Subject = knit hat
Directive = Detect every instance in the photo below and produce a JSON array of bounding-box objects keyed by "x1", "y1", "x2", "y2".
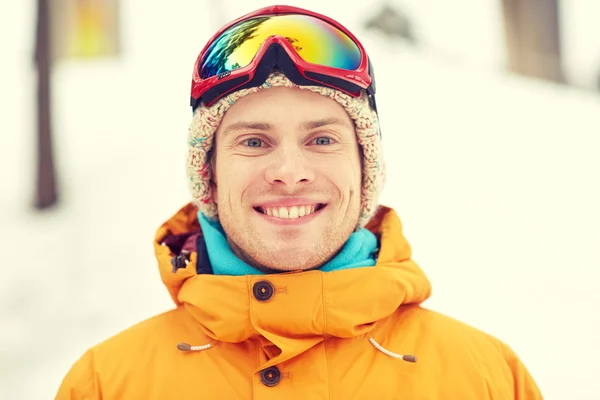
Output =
[{"x1": 187, "y1": 72, "x2": 385, "y2": 229}]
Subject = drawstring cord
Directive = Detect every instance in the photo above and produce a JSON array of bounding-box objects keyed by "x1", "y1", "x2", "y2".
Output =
[
  {"x1": 369, "y1": 338, "x2": 417, "y2": 363},
  {"x1": 177, "y1": 343, "x2": 213, "y2": 352},
  {"x1": 177, "y1": 338, "x2": 416, "y2": 363}
]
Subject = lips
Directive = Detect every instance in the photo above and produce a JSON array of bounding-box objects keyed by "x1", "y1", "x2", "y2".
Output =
[{"x1": 254, "y1": 204, "x2": 326, "y2": 219}]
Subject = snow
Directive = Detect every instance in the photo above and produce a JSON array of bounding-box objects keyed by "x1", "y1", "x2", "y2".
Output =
[{"x1": 1, "y1": 1, "x2": 599, "y2": 399}]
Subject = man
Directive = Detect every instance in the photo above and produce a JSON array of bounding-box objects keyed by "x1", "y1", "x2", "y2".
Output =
[{"x1": 57, "y1": 5, "x2": 542, "y2": 399}]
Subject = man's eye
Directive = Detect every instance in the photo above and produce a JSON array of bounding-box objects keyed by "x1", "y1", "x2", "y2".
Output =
[
  {"x1": 313, "y1": 137, "x2": 332, "y2": 145},
  {"x1": 244, "y1": 138, "x2": 264, "y2": 147}
]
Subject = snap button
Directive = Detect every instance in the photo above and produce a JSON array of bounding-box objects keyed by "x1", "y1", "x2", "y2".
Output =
[
  {"x1": 260, "y1": 366, "x2": 281, "y2": 387},
  {"x1": 170, "y1": 250, "x2": 190, "y2": 273},
  {"x1": 253, "y1": 281, "x2": 274, "y2": 302}
]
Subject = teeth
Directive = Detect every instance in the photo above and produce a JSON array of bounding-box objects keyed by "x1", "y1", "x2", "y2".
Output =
[{"x1": 260, "y1": 204, "x2": 321, "y2": 219}]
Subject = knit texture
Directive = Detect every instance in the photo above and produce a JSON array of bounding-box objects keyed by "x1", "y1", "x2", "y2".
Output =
[{"x1": 187, "y1": 72, "x2": 385, "y2": 229}]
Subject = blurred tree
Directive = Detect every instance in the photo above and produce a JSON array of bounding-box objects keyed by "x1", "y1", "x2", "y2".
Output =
[
  {"x1": 364, "y1": 2, "x2": 417, "y2": 45},
  {"x1": 501, "y1": 0, "x2": 565, "y2": 83},
  {"x1": 34, "y1": 0, "x2": 57, "y2": 209}
]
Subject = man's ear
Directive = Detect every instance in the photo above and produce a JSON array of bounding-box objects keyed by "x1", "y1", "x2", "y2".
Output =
[
  {"x1": 211, "y1": 180, "x2": 218, "y2": 203},
  {"x1": 209, "y1": 149, "x2": 218, "y2": 202}
]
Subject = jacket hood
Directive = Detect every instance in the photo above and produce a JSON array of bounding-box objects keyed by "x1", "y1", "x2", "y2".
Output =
[{"x1": 154, "y1": 203, "x2": 432, "y2": 368}]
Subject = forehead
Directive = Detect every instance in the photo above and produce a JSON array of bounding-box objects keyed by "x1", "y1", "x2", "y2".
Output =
[{"x1": 217, "y1": 86, "x2": 354, "y2": 132}]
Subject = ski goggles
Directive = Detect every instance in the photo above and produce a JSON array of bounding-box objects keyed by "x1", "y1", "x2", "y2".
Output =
[{"x1": 190, "y1": 5, "x2": 376, "y2": 110}]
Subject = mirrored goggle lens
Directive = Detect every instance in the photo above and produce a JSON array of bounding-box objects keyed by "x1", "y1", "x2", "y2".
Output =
[{"x1": 199, "y1": 14, "x2": 362, "y2": 79}]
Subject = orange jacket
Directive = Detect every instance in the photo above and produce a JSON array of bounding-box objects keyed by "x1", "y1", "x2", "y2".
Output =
[{"x1": 56, "y1": 204, "x2": 542, "y2": 399}]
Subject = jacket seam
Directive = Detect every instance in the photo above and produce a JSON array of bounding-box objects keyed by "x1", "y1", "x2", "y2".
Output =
[{"x1": 321, "y1": 273, "x2": 332, "y2": 400}]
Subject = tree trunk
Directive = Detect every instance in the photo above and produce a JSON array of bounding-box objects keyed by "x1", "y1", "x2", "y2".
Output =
[
  {"x1": 34, "y1": 0, "x2": 57, "y2": 209},
  {"x1": 501, "y1": 0, "x2": 564, "y2": 83}
]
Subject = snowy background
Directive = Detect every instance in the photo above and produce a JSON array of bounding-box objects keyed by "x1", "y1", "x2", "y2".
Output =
[{"x1": 1, "y1": 0, "x2": 599, "y2": 399}]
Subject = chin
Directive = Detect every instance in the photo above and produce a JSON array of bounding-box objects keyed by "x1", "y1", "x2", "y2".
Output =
[{"x1": 254, "y1": 250, "x2": 322, "y2": 272}]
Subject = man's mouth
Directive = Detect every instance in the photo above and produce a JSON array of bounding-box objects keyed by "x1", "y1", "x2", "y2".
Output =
[{"x1": 254, "y1": 204, "x2": 326, "y2": 219}]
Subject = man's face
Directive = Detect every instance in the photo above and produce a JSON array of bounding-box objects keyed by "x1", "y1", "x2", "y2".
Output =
[{"x1": 212, "y1": 86, "x2": 362, "y2": 272}]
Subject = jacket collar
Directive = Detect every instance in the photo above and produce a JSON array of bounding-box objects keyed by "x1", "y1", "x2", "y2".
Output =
[{"x1": 154, "y1": 204, "x2": 432, "y2": 366}]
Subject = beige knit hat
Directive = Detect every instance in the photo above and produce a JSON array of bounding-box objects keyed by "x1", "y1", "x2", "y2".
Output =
[{"x1": 187, "y1": 72, "x2": 385, "y2": 229}]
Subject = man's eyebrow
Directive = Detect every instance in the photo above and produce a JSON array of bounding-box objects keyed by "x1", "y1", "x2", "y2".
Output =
[
  {"x1": 221, "y1": 117, "x2": 351, "y2": 136},
  {"x1": 300, "y1": 117, "x2": 352, "y2": 131},
  {"x1": 221, "y1": 121, "x2": 274, "y2": 136}
]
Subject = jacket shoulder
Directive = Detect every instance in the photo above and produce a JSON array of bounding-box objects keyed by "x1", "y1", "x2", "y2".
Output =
[
  {"x1": 56, "y1": 307, "x2": 199, "y2": 399},
  {"x1": 381, "y1": 305, "x2": 543, "y2": 399},
  {"x1": 389, "y1": 305, "x2": 512, "y2": 350},
  {"x1": 90, "y1": 306, "x2": 194, "y2": 360}
]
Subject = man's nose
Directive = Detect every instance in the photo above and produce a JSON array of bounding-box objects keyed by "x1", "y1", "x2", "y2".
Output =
[{"x1": 264, "y1": 147, "x2": 316, "y2": 186}]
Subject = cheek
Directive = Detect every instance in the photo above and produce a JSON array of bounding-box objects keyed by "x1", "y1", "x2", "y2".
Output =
[
  {"x1": 321, "y1": 154, "x2": 362, "y2": 191},
  {"x1": 215, "y1": 158, "x2": 259, "y2": 202}
]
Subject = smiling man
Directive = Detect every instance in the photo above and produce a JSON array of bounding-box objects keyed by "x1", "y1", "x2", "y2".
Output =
[{"x1": 57, "y1": 5, "x2": 542, "y2": 399}]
